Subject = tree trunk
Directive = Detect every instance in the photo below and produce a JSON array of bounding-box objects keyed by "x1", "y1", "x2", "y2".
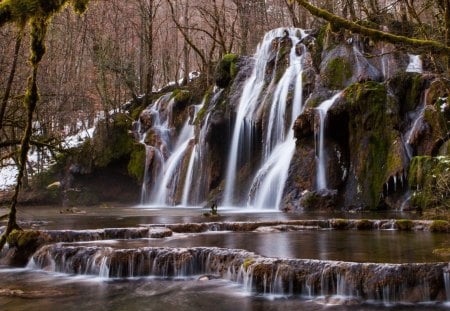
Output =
[
  {"x1": 0, "y1": 27, "x2": 23, "y2": 130},
  {"x1": 182, "y1": 0, "x2": 189, "y2": 85}
]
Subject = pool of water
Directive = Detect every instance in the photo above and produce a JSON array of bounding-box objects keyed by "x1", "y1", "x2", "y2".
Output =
[
  {"x1": 3, "y1": 205, "x2": 424, "y2": 230},
  {"x1": 68, "y1": 230, "x2": 446, "y2": 263}
]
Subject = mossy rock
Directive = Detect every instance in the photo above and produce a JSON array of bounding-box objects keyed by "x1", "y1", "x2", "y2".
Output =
[
  {"x1": 5, "y1": 229, "x2": 48, "y2": 266},
  {"x1": 356, "y1": 219, "x2": 373, "y2": 230},
  {"x1": 409, "y1": 156, "x2": 450, "y2": 210},
  {"x1": 127, "y1": 143, "x2": 146, "y2": 183},
  {"x1": 387, "y1": 72, "x2": 425, "y2": 114},
  {"x1": 330, "y1": 218, "x2": 349, "y2": 230},
  {"x1": 430, "y1": 220, "x2": 449, "y2": 232},
  {"x1": 395, "y1": 219, "x2": 413, "y2": 230},
  {"x1": 7, "y1": 229, "x2": 40, "y2": 248},
  {"x1": 215, "y1": 53, "x2": 239, "y2": 88},
  {"x1": 344, "y1": 81, "x2": 396, "y2": 209},
  {"x1": 92, "y1": 113, "x2": 133, "y2": 168},
  {"x1": 321, "y1": 56, "x2": 352, "y2": 90},
  {"x1": 172, "y1": 89, "x2": 192, "y2": 107}
]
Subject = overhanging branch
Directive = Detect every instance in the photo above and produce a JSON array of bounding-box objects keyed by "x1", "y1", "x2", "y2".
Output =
[{"x1": 292, "y1": 0, "x2": 450, "y2": 54}]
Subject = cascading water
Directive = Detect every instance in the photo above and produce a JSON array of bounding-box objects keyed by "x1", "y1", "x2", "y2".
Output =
[
  {"x1": 315, "y1": 93, "x2": 342, "y2": 190},
  {"x1": 139, "y1": 94, "x2": 204, "y2": 206},
  {"x1": 179, "y1": 100, "x2": 210, "y2": 206},
  {"x1": 221, "y1": 28, "x2": 307, "y2": 209},
  {"x1": 406, "y1": 54, "x2": 423, "y2": 73},
  {"x1": 222, "y1": 28, "x2": 306, "y2": 207}
]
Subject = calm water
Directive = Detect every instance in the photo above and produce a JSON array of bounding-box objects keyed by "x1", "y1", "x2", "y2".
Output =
[
  {"x1": 3, "y1": 205, "x2": 423, "y2": 230},
  {"x1": 69, "y1": 230, "x2": 446, "y2": 263}
]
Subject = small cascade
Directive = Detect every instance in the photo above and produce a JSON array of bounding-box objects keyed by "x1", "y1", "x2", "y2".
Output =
[
  {"x1": 223, "y1": 28, "x2": 306, "y2": 207},
  {"x1": 247, "y1": 34, "x2": 305, "y2": 209},
  {"x1": 181, "y1": 144, "x2": 196, "y2": 205},
  {"x1": 138, "y1": 94, "x2": 205, "y2": 206},
  {"x1": 404, "y1": 103, "x2": 426, "y2": 160},
  {"x1": 180, "y1": 90, "x2": 222, "y2": 206},
  {"x1": 180, "y1": 101, "x2": 208, "y2": 206},
  {"x1": 444, "y1": 269, "x2": 450, "y2": 303},
  {"x1": 406, "y1": 54, "x2": 423, "y2": 73},
  {"x1": 27, "y1": 244, "x2": 448, "y2": 304},
  {"x1": 315, "y1": 93, "x2": 342, "y2": 190}
]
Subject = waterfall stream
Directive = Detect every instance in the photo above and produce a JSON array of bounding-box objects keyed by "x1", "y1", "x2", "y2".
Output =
[
  {"x1": 315, "y1": 93, "x2": 342, "y2": 190},
  {"x1": 406, "y1": 54, "x2": 423, "y2": 74},
  {"x1": 222, "y1": 28, "x2": 307, "y2": 209},
  {"x1": 139, "y1": 95, "x2": 204, "y2": 206}
]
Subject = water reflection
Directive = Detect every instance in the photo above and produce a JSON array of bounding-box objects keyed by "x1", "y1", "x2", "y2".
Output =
[{"x1": 68, "y1": 230, "x2": 444, "y2": 263}]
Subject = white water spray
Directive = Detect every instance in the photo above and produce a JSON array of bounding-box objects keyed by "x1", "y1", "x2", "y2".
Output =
[{"x1": 315, "y1": 92, "x2": 342, "y2": 190}]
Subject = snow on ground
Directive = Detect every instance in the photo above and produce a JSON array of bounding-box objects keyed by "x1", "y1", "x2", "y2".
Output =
[
  {"x1": 0, "y1": 108, "x2": 119, "y2": 191},
  {"x1": 0, "y1": 161, "x2": 18, "y2": 191}
]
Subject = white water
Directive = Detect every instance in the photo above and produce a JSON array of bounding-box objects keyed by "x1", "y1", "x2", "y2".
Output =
[
  {"x1": 444, "y1": 270, "x2": 450, "y2": 302},
  {"x1": 181, "y1": 145, "x2": 196, "y2": 205},
  {"x1": 179, "y1": 102, "x2": 205, "y2": 206},
  {"x1": 315, "y1": 93, "x2": 342, "y2": 190},
  {"x1": 406, "y1": 54, "x2": 423, "y2": 73},
  {"x1": 247, "y1": 30, "x2": 306, "y2": 209},
  {"x1": 222, "y1": 28, "x2": 305, "y2": 207},
  {"x1": 222, "y1": 28, "x2": 307, "y2": 208},
  {"x1": 139, "y1": 94, "x2": 206, "y2": 206}
]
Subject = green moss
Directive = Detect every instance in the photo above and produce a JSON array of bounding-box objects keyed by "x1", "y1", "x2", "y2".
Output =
[
  {"x1": 127, "y1": 143, "x2": 146, "y2": 183},
  {"x1": 243, "y1": 258, "x2": 255, "y2": 270},
  {"x1": 322, "y1": 57, "x2": 352, "y2": 90},
  {"x1": 430, "y1": 220, "x2": 449, "y2": 232},
  {"x1": 395, "y1": 219, "x2": 413, "y2": 230},
  {"x1": 172, "y1": 89, "x2": 191, "y2": 106},
  {"x1": 7, "y1": 229, "x2": 40, "y2": 248},
  {"x1": 92, "y1": 113, "x2": 133, "y2": 168},
  {"x1": 214, "y1": 53, "x2": 239, "y2": 88},
  {"x1": 344, "y1": 81, "x2": 395, "y2": 209},
  {"x1": 409, "y1": 156, "x2": 450, "y2": 210},
  {"x1": 388, "y1": 72, "x2": 424, "y2": 113}
]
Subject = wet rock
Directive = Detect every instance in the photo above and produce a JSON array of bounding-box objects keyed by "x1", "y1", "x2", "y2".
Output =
[
  {"x1": 215, "y1": 54, "x2": 239, "y2": 88},
  {"x1": 1, "y1": 230, "x2": 50, "y2": 267},
  {"x1": 299, "y1": 189, "x2": 338, "y2": 210},
  {"x1": 319, "y1": 44, "x2": 381, "y2": 90},
  {"x1": 149, "y1": 227, "x2": 173, "y2": 238}
]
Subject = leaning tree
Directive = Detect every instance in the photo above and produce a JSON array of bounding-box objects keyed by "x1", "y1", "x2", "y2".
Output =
[{"x1": 0, "y1": 0, "x2": 91, "y2": 251}]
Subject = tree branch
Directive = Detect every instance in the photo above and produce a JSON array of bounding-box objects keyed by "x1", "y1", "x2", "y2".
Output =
[{"x1": 291, "y1": 0, "x2": 450, "y2": 54}]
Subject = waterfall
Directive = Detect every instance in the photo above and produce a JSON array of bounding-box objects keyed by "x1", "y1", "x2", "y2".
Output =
[
  {"x1": 445, "y1": 270, "x2": 450, "y2": 303},
  {"x1": 222, "y1": 28, "x2": 306, "y2": 207},
  {"x1": 315, "y1": 93, "x2": 342, "y2": 190},
  {"x1": 406, "y1": 54, "x2": 423, "y2": 73},
  {"x1": 139, "y1": 94, "x2": 173, "y2": 204},
  {"x1": 139, "y1": 94, "x2": 204, "y2": 206},
  {"x1": 247, "y1": 37, "x2": 305, "y2": 209},
  {"x1": 181, "y1": 145, "x2": 196, "y2": 206},
  {"x1": 180, "y1": 102, "x2": 206, "y2": 206}
]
